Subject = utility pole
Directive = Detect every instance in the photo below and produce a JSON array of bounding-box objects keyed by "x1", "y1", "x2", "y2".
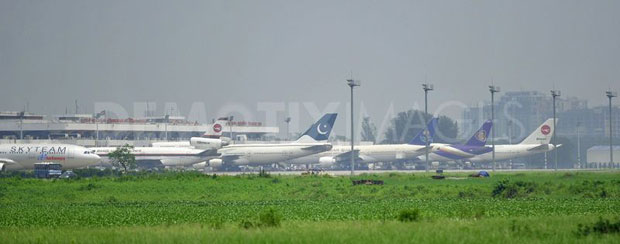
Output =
[
  {"x1": 164, "y1": 114, "x2": 169, "y2": 141},
  {"x1": 606, "y1": 91, "x2": 617, "y2": 167},
  {"x1": 229, "y1": 116, "x2": 234, "y2": 143},
  {"x1": 577, "y1": 122, "x2": 581, "y2": 169},
  {"x1": 551, "y1": 90, "x2": 560, "y2": 171},
  {"x1": 19, "y1": 111, "x2": 24, "y2": 140},
  {"x1": 489, "y1": 85, "x2": 500, "y2": 171},
  {"x1": 347, "y1": 79, "x2": 361, "y2": 176},
  {"x1": 422, "y1": 83, "x2": 434, "y2": 173},
  {"x1": 285, "y1": 117, "x2": 291, "y2": 141}
]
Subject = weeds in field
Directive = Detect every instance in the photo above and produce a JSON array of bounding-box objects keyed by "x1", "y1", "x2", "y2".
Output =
[
  {"x1": 398, "y1": 208, "x2": 420, "y2": 222},
  {"x1": 576, "y1": 217, "x2": 620, "y2": 236}
]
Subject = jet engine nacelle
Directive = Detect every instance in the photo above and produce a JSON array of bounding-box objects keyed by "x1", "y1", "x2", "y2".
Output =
[
  {"x1": 190, "y1": 138, "x2": 227, "y2": 149},
  {"x1": 192, "y1": 162, "x2": 207, "y2": 169},
  {"x1": 318, "y1": 157, "x2": 336, "y2": 167},
  {"x1": 208, "y1": 158, "x2": 223, "y2": 168}
]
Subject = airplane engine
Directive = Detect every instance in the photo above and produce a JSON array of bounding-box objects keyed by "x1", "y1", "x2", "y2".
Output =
[
  {"x1": 318, "y1": 157, "x2": 336, "y2": 167},
  {"x1": 208, "y1": 158, "x2": 223, "y2": 168},
  {"x1": 190, "y1": 138, "x2": 227, "y2": 149},
  {"x1": 192, "y1": 162, "x2": 207, "y2": 169}
]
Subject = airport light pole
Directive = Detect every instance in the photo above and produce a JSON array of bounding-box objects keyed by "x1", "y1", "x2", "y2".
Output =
[
  {"x1": 164, "y1": 114, "x2": 169, "y2": 141},
  {"x1": 551, "y1": 90, "x2": 560, "y2": 171},
  {"x1": 606, "y1": 91, "x2": 617, "y2": 166},
  {"x1": 347, "y1": 79, "x2": 361, "y2": 176},
  {"x1": 489, "y1": 85, "x2": 500, "y2": 171},
  {"x1": 18, "y1": 111, "x2": 24, "y2": 140},
  {"x1": 285, "y1": 117, "x2": 291, "y2": 141},
  {"x1": 229, "y1": 116, "x2": 234, "y2": 143},
  {"x1": 577, "y1": 122, "x2": 581, "y2": 169},
  {"x1": 422, "y1": 83, "x2": 434, "y2": 173}
]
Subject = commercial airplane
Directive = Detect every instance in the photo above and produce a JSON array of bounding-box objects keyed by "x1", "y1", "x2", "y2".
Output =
[
  {"x1": 151, "y1": 119, "x2": 229, "y2": 149},
  {"x1": 288, "y1": 118, "x2": 438, "y2": 167},
  {"x1": 422, "y1": 120, "x2": 493, "y2": 162},
  {"x1": 193, "y1": 113, "x2": 337, "y2": 169},
  {"x1": 92, "y1": 146, "x2": 216, "y2": 168},
  {"x1": 0, "y1": 144, "x2": 101, "y2": 171},
  {"x1": 468, "y1": 119, "x2": 557, "y2": 163}
]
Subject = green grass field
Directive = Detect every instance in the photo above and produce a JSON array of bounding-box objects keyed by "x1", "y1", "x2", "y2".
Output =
[{"x1": 1, "y1": 171, "x2": 619, "y2": 243}]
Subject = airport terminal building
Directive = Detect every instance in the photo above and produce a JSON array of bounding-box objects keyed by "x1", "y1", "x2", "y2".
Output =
[{"x1": 0, "y1": 111, "x2": 278, "y2": 143}]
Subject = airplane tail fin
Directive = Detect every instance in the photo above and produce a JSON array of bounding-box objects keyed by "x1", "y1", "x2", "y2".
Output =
[
  {"x1": 408, "y1": 118, "x2": 438, "y2": 145},
  {"x1": 519, "y1": 118, "x2": 555, "y2": 145},
  {"x1": 294, "y1": 113, "x2": 338, "y2": 143},
  {"x1": 464, "y1": 120, "x2": 492, "y2": 147},
  {"x1": 203, "y1": 118, "x2": 227, "y2": 138}
]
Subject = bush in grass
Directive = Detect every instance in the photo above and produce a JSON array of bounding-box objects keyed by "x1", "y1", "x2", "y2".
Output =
[
  {"x1": 576, "y1": 217, "x2": 620, "y2": 236},
  {"x1": 239, "y1": 219, "x2": 255, "y2": 229},
  {"x1": 492, "y1": 180, "x2": 538, "y2": 198},
  {"x1": 398, "y1": 208, "x2": 421, "y2": 222},
  {"x1": 259, "y1": 208, "x2": 282, "y2": 227}
]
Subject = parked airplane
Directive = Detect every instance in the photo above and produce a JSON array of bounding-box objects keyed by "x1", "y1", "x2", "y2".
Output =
[
  {"x1": 468, "y1": 119, "x2": 557, "y2": 163},
  {"x1": 422, "y1": 120, "x2": 493, "y2": 162},
  {"x1": 193, "y1": 113, "x2": 337, "y2": 169},
  {"x1": 92, "y1": 146, "x2": 216, "y2": 168},
  {"x1": 151, "y1": 119, "x2": 229, "y2": 149},
  {"x1": 0, "y1": 144, "x2": 101, "y2": 171},
  {"x1": 288, "y1": 118, "x2": 438, "y2": 167}
]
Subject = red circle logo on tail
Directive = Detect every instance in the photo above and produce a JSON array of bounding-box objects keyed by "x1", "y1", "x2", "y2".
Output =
[
  {"x1": 541, "y1": 125, "x2": 551, "y2": 135},
  {"x1": 213, "y1": 124, "x2": 222, "y2": 133}
]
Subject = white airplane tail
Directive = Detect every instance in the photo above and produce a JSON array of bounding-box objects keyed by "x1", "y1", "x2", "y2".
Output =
[
  {"x1": 203, "y1": 118, "x2": 227, "y2": 138},
  {"x1": 519, "y1": 118, "x2": 555, "y2": 145}
]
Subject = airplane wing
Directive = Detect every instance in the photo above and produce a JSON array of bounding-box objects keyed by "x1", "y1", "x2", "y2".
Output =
[
  {"x1": 413, "y1": 146, "x2": 433, "y2": 153},
  {"x1": 333, "y1": 150, "x2": 362, "y2": 162},
  {"x1": 301, "y1": 145, "x2": 331, "y2": 151},
  {"x1": 197, "y1": 148, "x2": 220, "y2": 157},
  {"x1": 527, "y1": 144, "x2": 551, "y2": 151}
]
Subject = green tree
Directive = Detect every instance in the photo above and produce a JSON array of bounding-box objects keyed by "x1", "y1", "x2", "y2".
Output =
[
  {"x1": 108, "y1": 144, "x2": 136, "y2": 173},
  {"x1": 382, "y1": 109, "x2": 458, "y2": 144},
  {"x1": 361, "y1": 116, "x2": 377, "y2": 143}
]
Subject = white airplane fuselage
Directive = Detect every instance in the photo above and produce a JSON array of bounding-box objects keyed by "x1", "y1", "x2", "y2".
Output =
[
  {"x1": 92, "y1": 147, "x2": 213, "y2": 167},
  {"x1": 217, "y1": 143, "x2": 333, "y2": 165},
  {"x1": 289, "y1": 144, "x2": 427, "y2": 165},
  {"x1": 0, "y1": 144, "x2": 101, "y2": 171},
  {"x1": 468, "y1": 144, "x2": 556, "y2": 163}
]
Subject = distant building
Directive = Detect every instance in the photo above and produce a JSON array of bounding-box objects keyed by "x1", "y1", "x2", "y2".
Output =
[
  {"x1": 0, "y1": 112, "x2": 278, "y2": 141},
  {"x1": 462, "y1": 90, "x2": 620, "y2": 141},
  {"x1": 586, "y1": 146, "x2": 620, "y2": 167}
]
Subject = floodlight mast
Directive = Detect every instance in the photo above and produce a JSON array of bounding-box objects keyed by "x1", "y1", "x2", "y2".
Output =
[
  {"x1": 551, "y1": 90, "x2": 561, "y2": 170},
  {"x1": 606, "y1": 91, "x2": 617, "y2": 166},
  {"x1": 489, "y1": 85, "x2": 500, "y2": 171},
  {"x1": 422, "y1": 83, "x2": 434, "y2": 173},
  {"x1": 347, "y1": 79, "x2": 361, "y2": 176}
]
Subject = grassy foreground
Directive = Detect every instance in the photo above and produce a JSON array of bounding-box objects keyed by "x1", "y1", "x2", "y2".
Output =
[{"x1": 1, "y1": 171, "x2": 619, "y2": 243}]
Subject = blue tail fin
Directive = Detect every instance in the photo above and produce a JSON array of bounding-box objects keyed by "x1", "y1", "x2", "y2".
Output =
[
  {"x1": 464, "y1": 120, "x2": 492, "y2": 147},
  {"x1": 409, "y1": 118, "x2": 438, "y2": 145},
  {"x1": 295, "y1": 113, "x2": 338, "y2": 143}
]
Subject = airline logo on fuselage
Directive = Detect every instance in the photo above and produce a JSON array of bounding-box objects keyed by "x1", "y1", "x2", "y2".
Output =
[{"x1": 9, "y1": 146, "x2": 67, "y2": 155}]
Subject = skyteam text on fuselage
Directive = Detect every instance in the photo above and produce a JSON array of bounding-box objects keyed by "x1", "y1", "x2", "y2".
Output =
[{"x1": 0, "y1": 144, "x2": 101, "y2": 171}]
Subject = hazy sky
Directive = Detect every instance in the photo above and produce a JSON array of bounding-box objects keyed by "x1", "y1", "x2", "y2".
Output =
[{"x1": 1, "y1": 0, "x2": 619, "y2": 136}]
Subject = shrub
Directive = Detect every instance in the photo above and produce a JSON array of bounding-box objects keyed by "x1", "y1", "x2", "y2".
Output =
[
  {"x1": 259, "y1": 208, "x2": 282, "y2": 227},
  {"x1": 576, "y1": 217, "x2": 620, "y2": 236},
  {"x1": 492, "y1": 180, "x2": 538, "y2": 198},
  {"x1": 397, "y1": 208, "x2": 421, "y2": 222},
  {"x1": 239, "y1": 219, "x2": 255, "y2": 229}
]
